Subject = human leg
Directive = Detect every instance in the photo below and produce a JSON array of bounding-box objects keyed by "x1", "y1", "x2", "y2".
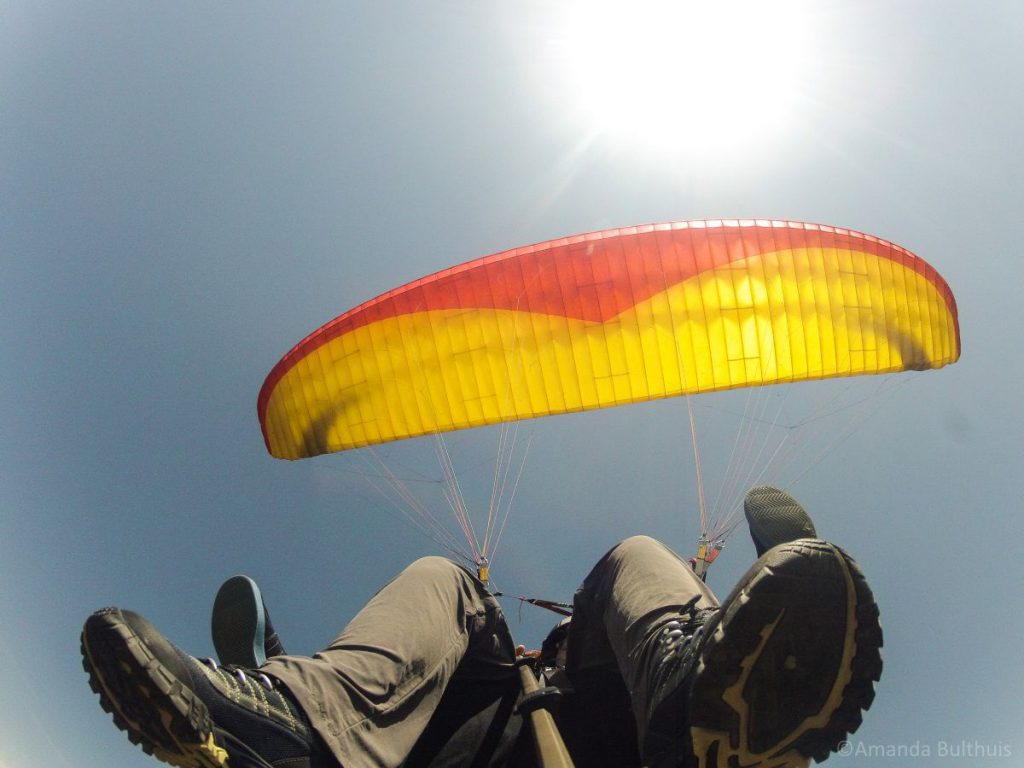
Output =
[
  {"x1": 567, "y1": 535, "x2": 719, "y2": 728},
  {"x1": 568, "y1": 535, "x2": 882, "y2": 767},
  {"x1": 247, "y1": 556, "x2": 516, "y2": 766},
  {"x1": 82, "y1": 556, "x2": 517, "y2": 768}
]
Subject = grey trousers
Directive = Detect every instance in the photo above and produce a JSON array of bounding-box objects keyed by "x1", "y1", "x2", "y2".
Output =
[{"x1": 265, "y1": 536, "x2": 717, "y2": 767}]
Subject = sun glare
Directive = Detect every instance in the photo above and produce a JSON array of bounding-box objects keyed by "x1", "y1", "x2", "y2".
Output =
[{"x1": 559, "y1": 1, "x2": 811, "y2": 155}]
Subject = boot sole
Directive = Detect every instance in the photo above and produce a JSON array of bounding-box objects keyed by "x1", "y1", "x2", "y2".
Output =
[
  {"x1": 744, "y1": 487, "x2": 817, "y2": 557},
  {"x1": 688, "y1": 540, "x2": 882, "y2": 768},
  {"x1": 81, "y1": 608, "x2": 229, "y2": 768},
  {"x1": 211, "y1": 575, "x2": 267, "y2": 668}
]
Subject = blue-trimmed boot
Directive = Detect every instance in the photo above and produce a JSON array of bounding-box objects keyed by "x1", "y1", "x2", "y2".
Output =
[
  {"x1": 211, "y1": 575, "x2": 286, "y2": 668},
  {"x1": 82, "y1": 607, "x2": 326, "y2": 768}
]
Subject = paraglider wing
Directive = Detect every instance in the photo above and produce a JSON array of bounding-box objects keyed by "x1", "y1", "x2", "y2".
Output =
[{"x1": 258, "y1": 220, "x2": 960, "y2": 460}]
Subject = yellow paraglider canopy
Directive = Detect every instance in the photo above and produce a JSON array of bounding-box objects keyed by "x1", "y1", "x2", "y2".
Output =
[{"x1": 259, "y1": 220, "x2": 960, "y2": 460}]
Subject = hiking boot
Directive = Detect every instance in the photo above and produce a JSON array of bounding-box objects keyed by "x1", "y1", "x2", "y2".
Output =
[
  {"x1": 81, "y1": 607, "x2": 325, "y2": 768},
  {"x1": 744, "y1": 486, "x2": 818, "y2": 557},
  {"x1": 212, "y1": 575, "x2": 286, "y2": 668},
  {"x1": 643, "y1": 539, "x2": 883, "y2": 768}
]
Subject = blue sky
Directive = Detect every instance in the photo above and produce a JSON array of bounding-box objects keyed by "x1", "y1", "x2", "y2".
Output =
[{"x1": 3, "y1": 2, "x2": 1022, "y2": 766}]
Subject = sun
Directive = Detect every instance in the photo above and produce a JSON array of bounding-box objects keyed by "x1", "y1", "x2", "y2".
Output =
[{"x1": 557, "y1": 1, "x2": 812, "y2": 156}]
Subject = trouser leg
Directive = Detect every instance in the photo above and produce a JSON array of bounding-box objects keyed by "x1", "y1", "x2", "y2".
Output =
[
  {"x1": 566, "y1": 535, "x2": 719, "y2": 744},
  {"x1": 264, "y1": 556, "x2": 517, "y2": 768}
]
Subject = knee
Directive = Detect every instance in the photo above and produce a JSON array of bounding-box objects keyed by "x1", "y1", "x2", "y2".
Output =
[
  {"x1": 603, "y1": 535, "x2": 684, "y2": 569},
  {"x1": 614, "y1": 534, "x2": 665, "y2": 556},
  {"x1": 402, "y1": 555, "x2": 473, "y2": 584}
]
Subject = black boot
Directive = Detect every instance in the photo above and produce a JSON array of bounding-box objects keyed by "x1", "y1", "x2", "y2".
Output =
[
  {"x1": 211, "y1": 575, "x2": 286, "y2": 668},
  {"x1": 744, "y1": 486, "x2": 818, "y2": 557},
  {"x1": 643, "y1": 540, "x2": 882, "y2": 768},
  {"x1": 82, "y1": 607, "x2": 327, "y2": 768}
]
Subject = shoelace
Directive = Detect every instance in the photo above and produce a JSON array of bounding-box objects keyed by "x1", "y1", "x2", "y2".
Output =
[
  {"x1": 656, "y1": 596, "x2": 718, "y2": 665},
  {"x1": 195, "y1": 659, "x2": 313, "y2": 768},
  {"x1": 202, "y1": 658, "x2": 275, "y2": 690}
]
